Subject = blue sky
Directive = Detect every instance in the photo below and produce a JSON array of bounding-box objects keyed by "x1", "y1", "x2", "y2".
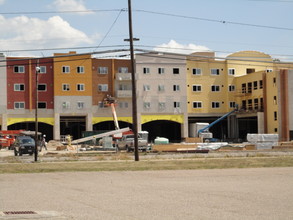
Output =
[{"x1": 0, "y1": 0, "x2": 292, "y2": 61}]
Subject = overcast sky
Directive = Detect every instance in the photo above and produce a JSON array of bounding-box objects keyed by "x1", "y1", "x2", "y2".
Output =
[{"x1": 0, "y1": 0, "x2": 292, "y2": 61}]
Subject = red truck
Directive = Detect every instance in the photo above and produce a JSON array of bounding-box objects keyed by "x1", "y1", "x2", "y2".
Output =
[{"x1": 0, "y1": 130, "x2": 24, "y2": 150}]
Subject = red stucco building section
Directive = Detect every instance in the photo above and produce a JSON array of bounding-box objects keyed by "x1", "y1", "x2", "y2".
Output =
[{"x1": 6, "y1": 57, "x2": 54, "y2": 110}]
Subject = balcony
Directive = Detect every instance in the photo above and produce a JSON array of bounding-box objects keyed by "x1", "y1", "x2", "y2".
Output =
[
  {"x1": 116, "y1": 90, "x2": 132, "y2": 98},
  {"x1": 116, "y1": 72, "x2": 132, "y2": 81}
]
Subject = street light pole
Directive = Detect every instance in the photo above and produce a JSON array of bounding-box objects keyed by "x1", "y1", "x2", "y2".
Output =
[
  {"x1": 34, "y1": 66, "x2": 40, "y2": 162},
  {"x1": 127, "y1": 0, "x2": 139, "y2": 161}
]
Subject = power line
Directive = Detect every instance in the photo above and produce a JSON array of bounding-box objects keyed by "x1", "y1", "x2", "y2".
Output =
[
  {"x1": 0, "y1": 9, "x2": 123, "y2": 15},
  {"x1": 135, "y1": 9, "x2": 293, "y2": 31}
]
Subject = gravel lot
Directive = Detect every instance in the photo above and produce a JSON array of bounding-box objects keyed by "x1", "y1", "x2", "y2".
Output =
[{"x1": 1, "y1": 167, "x2": 293, "y2": 219}]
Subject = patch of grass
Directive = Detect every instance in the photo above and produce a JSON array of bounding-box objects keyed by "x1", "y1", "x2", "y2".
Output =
[{"x1": 0, "y1": 156, "x2": 293, "y2": 174}]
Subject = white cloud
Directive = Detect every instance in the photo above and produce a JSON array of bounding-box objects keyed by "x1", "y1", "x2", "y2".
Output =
[
  {"x1": 0, "y1": 15, "x2": 94, "y2": 56},
  {"x1": 154, "y1": 40, "x2": 211, "y2": 54},
  {"x1": 52, "y1": 0, "x2": 93, "y2": 15},
  {"x1": 0, "y1": 0, "x2": 5, "y2": 5}
]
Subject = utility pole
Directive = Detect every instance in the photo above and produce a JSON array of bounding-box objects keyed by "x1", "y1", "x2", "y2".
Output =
[
  {"x1": 127, "y1": 0, "x2": 139, "y2": 161},
  {"x1": 34, "y1": 65, "x2": 40, "y2": 162}
]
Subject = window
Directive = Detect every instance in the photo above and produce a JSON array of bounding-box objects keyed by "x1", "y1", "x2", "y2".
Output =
[
  {"x1": 173, "y1": 68, "x2": 180, "y2": 74},
  {"x1": 211, "y1": 85, "x2": 220, "y2": 92},
  {"x1": 229, "y1": 102, "x2": 236, "y2": 108},
  {"x1": 228, "y1": 85, "x2": 235, "y2": 92},
  {"x1": 62, "y1": 66, "x2": 70, "y2": 73},
  {"x1": 14, "y1": 84, "x2": 25, "y2": 91},
  {"x1": 192, "y1": 85, "x2": 202, "y2": 92},
  {"x1": 260, "y1": 98, "x2": 264, "y2": 110},
  {"x1": 119, "y1": 102, "x2": 129, "y2": 108},
  {"x1": 211, "y1": 68, "x2": 220, "y2": 75},
  {"x1": 98, "y1": 67, "x2": 108, "y2": 74},
  {"x1": 212, "y1": 102, "x2": 220, "y2": 108},
  {"x1": 98, "y1": 84, "x2": 108, "y2": 92},
  {"x1": 247, "y1": 82, "x2": 252, "y2": 93},
  {"x1": 158, "y1": 68, "x2": 165, "y2": 74},
  {"x1": 253, "y1": 81, "x2": 258, "y2": 90},
  {"x1": 228, "y1": 68, "x2": 235, "y2": 75},
  {"x1": 274, "y1": 111, "x2": 277, "y2": 121},
  {"x1": 62, "y1": 102, "x2": 70, "y2": 109},
  {"x1": 242, "y1": 83, "x2": 246, "y2": 93},
  {"x1": 77, "y1": 66, "x2": 84, "y2": 73},
  {"x1": 158, "y1": 85, "x2": 165, "y2": 91},
  {"x1": 144, "y1": 102, "x2": 151, "y2": 109},
  {"x1": 193, "y1": 102, "x2": 202, "y2": 109},
  {"x1": 38, "y1": 84, "x2": 47, "y2": 91},
  {"x1": 273, "y1": 77, "x2": 276, "y2": 86},
  {"x1": 246, "y1": 68, "x2": 255, "y2": 74},
  {"x1": 14, "y1": 66, "x2": 24, "y2": 73},
  {"x1": 174, "y1": 102, "x2": 180, "y2": 108},
  {"x1": 77, "y1": 84, "x2": 85, "y2": 91},
  {"x1": 143, "y1": 85, "x2": 150, "y2": 91},
  {"x1": 273, "y1": 96, "x2": 277, "y2": 105},
  {"x1": 14, "y1": 102, "x2": 25, "y2": 109},
  {"x1": 159, "y1": 102, "x2": 165, "y2": 109},
  {"x1": 266, "y1": 69, "x2": 273, "y2": 72},
  {"x1": 62, "y1": 84, "x2": 70, "y2": 91},
  {"x1": 192, "y1": 68, "x2": 201, "y2": 75},
  {"x1": 254, "y1": 98, "x2": 259, "y2": 110},
  {"x1": 77, "y1": 101, "x2": 84, "y2": 109},
  {"x1": 118, "y1": 67, "x2": 128, "y2": 73},
  {"x1": 40, "y1": 66, "x2": 46, "y2": 73},
  {"x1": 248, "y1": 99, "x2": 253, "y2": 110},
  {"x1": 143, "y1": 67, "x2": 150, "y2": 74},
  {"x1": 173, "y1": 85, "x2": 180, "y2": 91},
  {"x1": 259, "y1": 80, "x2": 263, "y2": 89},
  {"x1": 38, "y1": 102, "x2": 47, "y2": 109}
]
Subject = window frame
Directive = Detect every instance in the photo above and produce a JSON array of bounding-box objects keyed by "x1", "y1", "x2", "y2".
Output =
[
  {"x1": 62, "y1": 84, "x2": 70, "y2": 91},
  {"x1": 14, "y1": 84, "x2": 25, "y2": 91},
  {"x1": 14, "y1": 102, "x2": 25, "y2": 109},
  {"x1": 193, "y1": 101, "x2": 202, "y2": 109},
  {"x1": 98, "y1": 67, "x2": 108, "y2": 74},
  {"x1": 77, "y1": 66, "x2": 84, "y2": 74},
  {"x1": 62, "y1": 66, "x2": 70, "y2": 73},
  {"x1": 77, "y1": 84, "x2": 85, "y2": 91},
  {"x1": 192, "y1": 68, "x2": 202, "y2": 75},
  {"x1": 14, "y1": 66, "x2": 25, "y2": 73},
  {"x1": 211, "y1": 68, "x2": 220, "y2": 75}
]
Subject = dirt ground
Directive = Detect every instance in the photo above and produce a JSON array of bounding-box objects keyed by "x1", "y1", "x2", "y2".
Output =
[{"x1": 0, "y1": 168, "x2": 293, "y2": 219}]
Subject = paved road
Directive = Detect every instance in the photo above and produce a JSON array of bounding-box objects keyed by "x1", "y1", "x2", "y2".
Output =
[{"x1": 0, "y1": 167, "x2": 293, "y2": 219}]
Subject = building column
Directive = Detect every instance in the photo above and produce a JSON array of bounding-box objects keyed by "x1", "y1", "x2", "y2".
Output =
[
  {"x1": 257, "y1": 112, "x2": 264, "y2": 134},
  {"x1": 1, "y1": 114, "x2": 7, "y2": 130},
  {"x1": 54, "y1": 113, "x2": 60, "y2": 140},
  {"x1": 181, "y1": 113, "x2": 188, "y2": 140},
  {"x1": 137, "y1": 112, "x2": 142, "y2": 131},
  {"x1": 87, "y1": 113, "x2": 93, "y2": 131}
]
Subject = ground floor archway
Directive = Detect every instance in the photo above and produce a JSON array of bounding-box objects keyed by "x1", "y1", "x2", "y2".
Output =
[
  {"x1": 8, "y1": 122, "x2": 53, "y2": 141},
  {"x1": 142, "y1": 120, "x2": 181, "y2": 143}
]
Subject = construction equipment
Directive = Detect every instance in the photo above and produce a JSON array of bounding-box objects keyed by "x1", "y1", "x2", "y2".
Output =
[
  {"x1": 71, "y1": 127, "x2": 130, "y2": 145},
  {"x1": 197, "y1": 105, "x2": 238, "y2": 138},
  {"x1": 0, "y1": 130, "x2": 24, "y2": 149}
]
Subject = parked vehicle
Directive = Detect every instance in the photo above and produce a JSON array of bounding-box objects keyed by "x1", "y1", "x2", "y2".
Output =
[
  {"x1": 12, "y1": 136, "x2": 35, "y2": 156},
  {"x1": 116, "y1": 133, "x2": 148, "y2": 152},
  {"x1": 0, "y1": 130, "x2": 23, "y2": 150}
]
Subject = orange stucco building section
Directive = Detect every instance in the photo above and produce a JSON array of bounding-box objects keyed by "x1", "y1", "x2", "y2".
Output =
[{"x1": 53, "y1": 51, "x2": 92, "y2": 96}]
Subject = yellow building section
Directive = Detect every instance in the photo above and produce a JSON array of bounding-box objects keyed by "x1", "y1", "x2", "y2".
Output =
[
  {"x1": 141, "y1": 115, "x2": 184, "y2": 124},
  {"x1": 265, "y1": 71, "x2": 278, "y2": 133},
  {"x1": 93, "y1": 117, "x2": 133, "y2": 125},
  {"x1": 7, "y1": 118, "x2": 54, "y2": 126},
  {"x1": 187, "y1": 52, "x2": 228, "y2": 114},
  {"x1": 53, "y1": 51, "x2": 93, "y2": 96}
]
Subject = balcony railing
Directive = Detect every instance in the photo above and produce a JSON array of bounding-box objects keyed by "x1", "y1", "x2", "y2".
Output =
[
  {"x1": 116, "y1": 72, "x2": 132, "y2": 81},
  {"x1": 116, "y1": 90, "x2": 132, "y2": 98}
]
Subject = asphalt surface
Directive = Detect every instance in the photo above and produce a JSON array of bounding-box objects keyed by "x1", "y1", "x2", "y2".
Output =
[{"x1": 0, "y1": 167, "x2": 293, "y2": 219}]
